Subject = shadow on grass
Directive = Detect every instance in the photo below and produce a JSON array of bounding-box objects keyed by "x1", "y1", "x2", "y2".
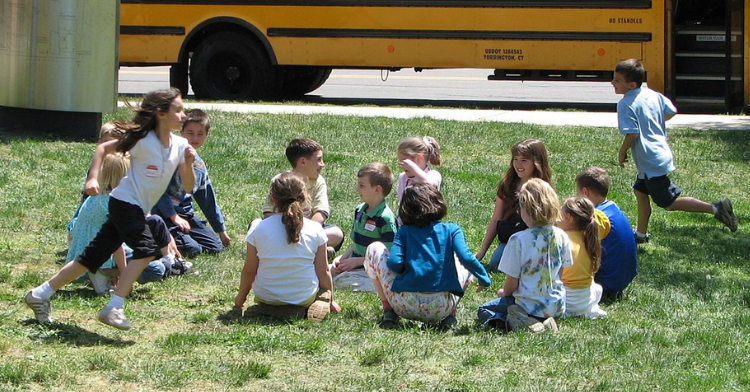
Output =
[
  {"x1": 216, "y1": 307, "x2": 304, "y2": 326},
  {"x1": 635, "y1": 224, "x2": 749, "y2": 301},
  {"x1": 0, "y1": 127, "x2": 96, "y2": 143},
  {"x1": 22, "y1": 321, "x2": 136, "y2": 347}
]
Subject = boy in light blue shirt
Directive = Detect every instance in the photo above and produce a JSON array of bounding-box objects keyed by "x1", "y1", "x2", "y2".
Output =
[{"x1": 613, "y1": 59, "x2": 738, "y2": 244}]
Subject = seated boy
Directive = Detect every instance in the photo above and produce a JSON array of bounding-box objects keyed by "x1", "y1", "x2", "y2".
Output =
[
  {"x1": 262, "y1": 138, "x2": 344, "y2": 252},
  {"x1": 331, "y1": 163, "x2": 397, "y2": 292},
  {"x1": 576, "y1": 166, "x2": 638, "y2": 300},
  {"x1": 152, "y1": 109, "x2": 231, "y2": 257}
]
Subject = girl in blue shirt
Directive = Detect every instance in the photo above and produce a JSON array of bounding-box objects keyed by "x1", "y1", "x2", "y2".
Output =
[{"x1": 364, "y1": 183, "x2": 491, "y2": 329}]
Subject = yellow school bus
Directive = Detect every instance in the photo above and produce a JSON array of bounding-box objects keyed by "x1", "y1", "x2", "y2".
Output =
[{"x1": 119, "y1": 0, "x2": 747, "y2": 110}]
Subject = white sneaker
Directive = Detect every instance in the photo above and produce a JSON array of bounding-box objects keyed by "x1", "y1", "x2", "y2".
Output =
[
  {"x1": 98, "y1": 305, "x2": 132, "y2": 330},
  {"x1": 585, "y1": 305, "x2": 608, "y2": 320},
  {"x1": 24, "y1": 291, "x2": 52, "y2": 323},
  {"x1": 88, "y1": 270, "x2": 113, "y2": 295}
]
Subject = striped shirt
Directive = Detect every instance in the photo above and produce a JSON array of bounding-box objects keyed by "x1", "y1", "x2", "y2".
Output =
[{"x1": 350, "y1": 201, "x2": 397, "y2": 257}]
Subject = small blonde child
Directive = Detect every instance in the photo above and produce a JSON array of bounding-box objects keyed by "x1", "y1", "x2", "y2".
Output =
[
  {"x1": 476, "y1": 139, "x2": 553, "y2": 272},
  {"x1": 66, "y1": 154, "x2": 130, "y2": 294},
  {"x1": 396, "y1": 136, "x2": 442, "y2": 204},
  {"x1": 558, "y1": 197, "x2": 607, "y2": 319},
  {"x1": 477, "y1": 178, "x2": 572, "y2": 333}
]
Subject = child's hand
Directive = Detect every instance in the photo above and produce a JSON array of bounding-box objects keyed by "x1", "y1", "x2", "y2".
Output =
[
  {"x1": 234, "y1": 294, "x2": 246, "y2": 309},
  {"x1": 330, "y1": 300, "x2": 342, "y2": 313},
  {"x1": 475, "y1": 250, "x2": 486, "y2": 261},
  {"x1": 172, "y1": 215, "x2": 190, "y2": 233},
  {"x1": 184, "y1": 145, "x2": 196, "y2": 165},
  {"x1": 496, "y1": 288, "x2": 506, "y2": 298},
  {"x1": 476, "y1": 284, "x2": 486, "y2": 292},
  {"x1": 333, "y1": 257, "x2": 359, "y2": 273},
  {"x1": 219, "y1": 231, "x2": 232, "y2": 247},
  {"x1": 398, "y1": 158, "x2": 420, "y2": 174},
  {"x1": 85, "y1": 178, "x2": 100, "y2": 196},
  {"x1": 618, "y1": 151, "x2": 628, "y2": 167}
]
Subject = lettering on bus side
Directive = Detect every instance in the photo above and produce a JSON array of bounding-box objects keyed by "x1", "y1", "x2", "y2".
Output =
[
  {"x1": 484, "y1": 48, "x2": 524, "y2": 61},
  {"x1": 608, "y1": 17, "x2": 643, "y2": 24}
]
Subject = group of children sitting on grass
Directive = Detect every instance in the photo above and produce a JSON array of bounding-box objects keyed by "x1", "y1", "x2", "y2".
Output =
[{"x1": 25, "y1": 58, "x2": 738, "y2": 332}]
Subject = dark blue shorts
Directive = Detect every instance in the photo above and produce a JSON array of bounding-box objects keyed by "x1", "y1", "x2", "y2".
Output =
[{"x1": 633, "y1": 175, "x2": 682, "y2": 208}]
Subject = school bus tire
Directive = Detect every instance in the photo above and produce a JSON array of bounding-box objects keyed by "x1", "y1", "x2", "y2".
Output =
[
  {"x1": 190, "y1": 32, "x2": 279, "y2": 100},
  {"x1": 170, "y1": 62, "x2": 189, "y2": 97},
  {"x1": 278, "y1": 66, "x2": 332, "y2": 98}
]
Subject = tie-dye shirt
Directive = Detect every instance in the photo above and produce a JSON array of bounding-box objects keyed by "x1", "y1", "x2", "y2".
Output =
[{"x1": 498, "y1": 225, "x2": 573, "y2": 318}]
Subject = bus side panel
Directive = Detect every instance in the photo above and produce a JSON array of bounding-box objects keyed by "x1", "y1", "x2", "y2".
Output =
[{"x1": 271, "y1": 39, "x2": 644, "y2": 71}]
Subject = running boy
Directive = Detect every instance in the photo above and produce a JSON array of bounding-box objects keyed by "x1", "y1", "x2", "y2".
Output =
[
  {"x1": 262, "y1": 138, "x2": 344, "y2": 251},
  {"x1": 331, "y1": 162, "x2": 397, "y2": 291},
  {"x1": 153, "y1": 109, "x2": 231, "y2": 257},
  {"x1": 612, "y1": 58, "x2": 737, "y2": 243},
  {"x1": 576, "y1": 167, "x2": 637, "y2": 300}
]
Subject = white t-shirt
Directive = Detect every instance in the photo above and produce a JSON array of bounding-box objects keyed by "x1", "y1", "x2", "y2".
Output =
[
  {"x1": 111, "y1": 131, "x2": 188, "y2": 214},
  {"x1": 245, "y1": 214, "x2": 328, "y2": 305},
  {"x1": 499, "y1": 225, "x2": 573, "y2": 319}
]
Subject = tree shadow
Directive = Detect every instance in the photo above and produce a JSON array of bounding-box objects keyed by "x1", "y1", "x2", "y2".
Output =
[{"x1": 22, "y1": 320, "x2": 136, "y2": 347}]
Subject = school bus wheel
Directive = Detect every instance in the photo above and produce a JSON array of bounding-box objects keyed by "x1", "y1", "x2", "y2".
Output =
[
  {"x1": 189, "y1": 31, "x2": 279, "y2": 100},
  {"x1": 277, "y1": 66, "x2": 333, "y2": 98}
]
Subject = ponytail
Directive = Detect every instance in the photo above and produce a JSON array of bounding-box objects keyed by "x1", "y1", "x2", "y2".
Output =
[
  {"x1": 562, "y1": 197, "x2": 601, "y2": 273},
  {"x1": 270, "y1": 172, "x2": 307, "y2": 244},
  {"x1": 397, "y1": 136, "x2": 441, "y2": 167}
]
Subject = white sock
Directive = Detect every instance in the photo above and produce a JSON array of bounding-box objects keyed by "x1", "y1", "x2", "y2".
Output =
[
  {"x1": 634, "y1": 231, "x2": 648, "y2": 238},
  {"x1": 31, "y1": 281, "x2": 55, "y2": 300},
  {"x1": 712, "y1": 205, "x2": 719, "y2": 215},
  {"x1": 107, "y1": 295, "x2": 125, "y2": 309}
]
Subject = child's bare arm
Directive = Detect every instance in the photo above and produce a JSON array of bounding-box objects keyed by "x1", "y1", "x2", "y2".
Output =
[
  {"x1": 235, "y1": 243, "x2": 259, "y2": 309},
  {"x1": 618, "y1": 134, "x2": 638, "y2": 167},
  {"x1": 178, "y1": 146, "x2": 197, "y2": 194},
  {"x1": 497, "y1": 275, "x2": 519, "y2": 298},
  {"x1": 85, "y1": 140, "x2": 118, "y2": 196}
]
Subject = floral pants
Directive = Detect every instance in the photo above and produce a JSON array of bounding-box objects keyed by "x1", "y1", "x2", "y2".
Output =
[{"x1": 364, "y1": 242, "x2": 469, "y2": 323}]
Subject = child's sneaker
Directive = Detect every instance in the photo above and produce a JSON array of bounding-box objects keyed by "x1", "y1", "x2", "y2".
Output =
[
  {"x1": 634, "y1": 231, "x2": 650, "y2": 244},
  {"x1": 378, "y1": 308, "x2": 400, "y2": 329},
  {"x1": 714, "y1": 198, "x2": 738, "y2": 232},
  {"x1": 88, "y1": 270, "x2": 113, "y2": 295},
  {"x1": 307, "y1": 289, "x2": 332, "y2": 322},
  {"x1": 24, "y1": 291, "x2": 52, "y2": 323},
  {"x1": 98, "y1": 305, "x2": 132, "y2": 330},
  {"x1": 438, "y1": 314, "x2": 458, "y2": 331},
  {"x1": 170, "y1": 257, "x2": 198, "y2": 276},
  {"x1": 542, "y1": 317, "x2": 559, "y2": 333},
  {"x1": 506, "y1": 304, "x2": 544, "y2": 333}
]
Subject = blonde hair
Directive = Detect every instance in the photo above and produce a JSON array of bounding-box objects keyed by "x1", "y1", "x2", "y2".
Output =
[
  {"x1": 562, "y1": 197, "x2": 601, "y2": 273},
  {"x1": 518, "y1": 178, "x2": 560, "y2": 226},
  {"x1": 270, "y1": 172, "x2": 307, "y2": 244},
  {"x1": 397, "y1": 136, "x2": 441, "y2": 166},
  {"x1": 97, "y1": 153, "x2": 130, "y2": 193},
  {"x1": 99, "y1": 121, "x2": 123, "y2": 143}
]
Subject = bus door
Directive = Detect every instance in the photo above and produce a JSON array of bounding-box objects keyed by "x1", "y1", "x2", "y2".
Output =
[{"x1": 673, "y1": 0, "x2": 745, "y2": 111}]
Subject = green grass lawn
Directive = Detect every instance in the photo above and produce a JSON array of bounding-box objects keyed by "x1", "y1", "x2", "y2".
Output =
[{"x1": 1, "y1": 108, "x2": 749, "y2": 391}]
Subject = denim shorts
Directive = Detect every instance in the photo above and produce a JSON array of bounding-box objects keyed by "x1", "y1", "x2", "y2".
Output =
[{"x1": 633, "y1": 175, "x2": 682, "y2": 208}]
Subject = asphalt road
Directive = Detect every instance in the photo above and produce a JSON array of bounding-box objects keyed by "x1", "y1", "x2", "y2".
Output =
[{"x1": 118, "y1": 67, "x2": 620, "y2": 112}]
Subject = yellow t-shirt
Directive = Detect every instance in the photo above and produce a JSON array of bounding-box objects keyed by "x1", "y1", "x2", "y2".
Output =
[{"x1": 562, "y1": 210, "x2": 610, "y2": 289}]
